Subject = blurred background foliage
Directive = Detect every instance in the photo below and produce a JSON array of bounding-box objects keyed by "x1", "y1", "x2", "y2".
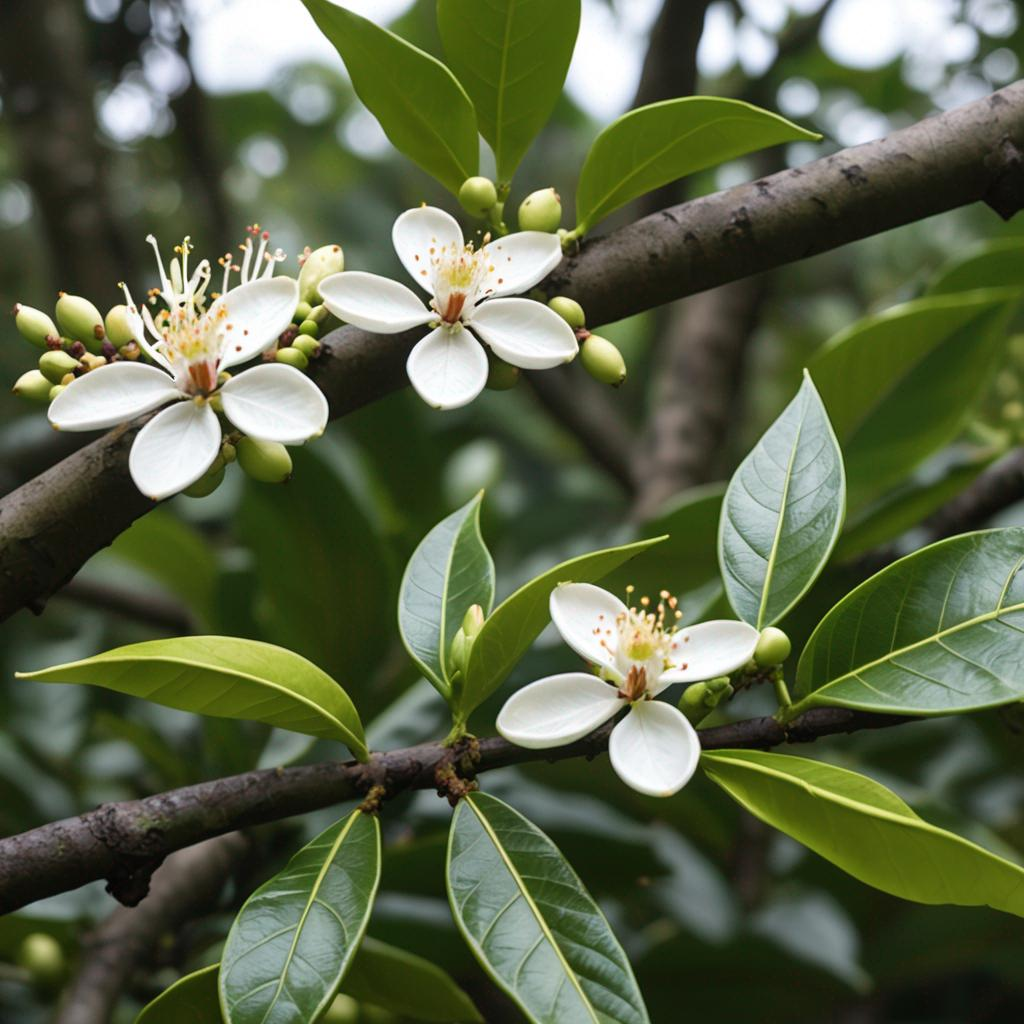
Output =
[{"x1": 2, "y1": 0, "x2": 1024, "y2": 1021}]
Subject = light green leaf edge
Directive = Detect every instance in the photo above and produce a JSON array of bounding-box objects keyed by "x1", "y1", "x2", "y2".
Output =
[{"x1": 136, "y1": 964, "x2": 220, "y2": 1024}]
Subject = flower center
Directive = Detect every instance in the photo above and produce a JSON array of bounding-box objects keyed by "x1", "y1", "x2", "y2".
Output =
[{"x1": 429, "y1": 240, "x2": 492, "y2": 325}]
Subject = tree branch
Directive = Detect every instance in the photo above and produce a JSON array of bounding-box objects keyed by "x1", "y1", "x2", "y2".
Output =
[
  {"x1": 2, "y1": 82, "x2": 1023, "y2": 622},
  {"x1": 0, "y1": 706, "x2": 911, "y2": 916}
]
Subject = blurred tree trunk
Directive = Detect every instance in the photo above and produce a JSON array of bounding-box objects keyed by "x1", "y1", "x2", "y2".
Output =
[{"x1": 0, "y1": 0, "x2": 128, "y2": 300}]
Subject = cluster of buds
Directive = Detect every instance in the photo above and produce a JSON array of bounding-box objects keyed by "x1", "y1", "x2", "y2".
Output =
[
  {"x1": 447, "y1": 603, "x2": 486, "y2": 698},
  {"x1": 181, "y1": 432, "x2": 296, "y2": 499},
  {"x1": 547, "y1": 294, "x2": 627, "y2": 387},
  {"x1": 11, "y1": 294, "x2": 141, "y2": 404},
  {"x1": 269, "y1": 243, "x2": 345, "y2": 370}
]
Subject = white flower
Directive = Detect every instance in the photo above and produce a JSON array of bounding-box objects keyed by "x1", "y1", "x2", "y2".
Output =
[
  {"x1": 48, "y1": 230, "x2": 328, "y2": 501},
  {"x1": 496, "y1": 583, "x2": 760, "y2": 797},
  {"x1": 318, "y1": 206, "x2": 578, "y2": 410}
]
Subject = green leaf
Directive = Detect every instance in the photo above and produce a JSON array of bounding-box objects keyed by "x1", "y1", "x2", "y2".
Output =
[
  {"x1": 811, "y1": 290, "x2": 1016, "y2": 509},
  {"x1": 926, "y1": 238, "x2": 1024, "y2": 296},
  {"x1": 447, "y1": 792, "x2": 650, "y2": 1024},
  {"x1": 18, "y1": 636, "x2": 367, "y2": 760},
  {"x1": 137, "y1": 965, "x2": 221, "y2": 1024},
  {"x1": 791, "y1": 528, "x2": 1024, "y2": 716},
  {"x1": 459, "y1": 536, "x2": 664, "y2": 717},
  {"x1": 719, "y1": 371, "x2": 845, "y2": 628},
  {"x1": 703, "y1": 750, "x2": 1024, "y2": 918},
  {"x1": 398, "y1": 493, "x2": 494, "y2": 697},
  {"x1": 343, "y1": 937, "x2": 483, "y2": 1022},
  {"x1": 300, "y1": 0, "x2": 477, "y2": 193},
  {"x1": 219, "y1": 811, "x2": 381, "y2": 1024},
  {"x1": 437, "y1": 0, "x2": 580, "y2": 181},
  {"x1": 574, "y1": 97, "x2": 819, "y2": 233}
]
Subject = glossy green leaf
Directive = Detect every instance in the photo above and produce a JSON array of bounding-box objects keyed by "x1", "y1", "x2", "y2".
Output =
[
  {"x1": 398, "y1": 492, "x2": 494, "y2": 697},
  {"x1": 926, "y1": 238, "x2": 1024, "y2": 296},
  {"x1": 18, "y1": 636, "x2": 367, "y2": 760},
  {"x1": 811, "y1": 290, "x2": 1016, "y2": 508},
  {"x1": 703, "y1": 750, "x2": 1024, "y2": 917},
  {"x1": 574, "y1": 97, "x2": 819, "y2": 233},
  {"x1": 459, "y1": 536, "x2": 664, "y2": 717},
  {"x1": 300, "y1": 0, "x2": 477, "y2": 193},
  {"x1": 719, "y1": 371, "x2": 845, "y2": 628},
  {"x1": 437, "y1": 0, "x2": 580, "y2": 181},
  {"x1": 791, "y1": 528, "x2": 1024, "y2": 716},
  {"x1": 137, "y1": 965, "x2": 221, "y2": 1024},
  {"x1": 343, "y1": 937, "x2": 483, "y2": 1021},
  {"x1": 447, "y1": 792, "x2": 650, "y2": 1024},
  {"x1": 219, "y1": 811, "x2": 381, "y2": 1024}
]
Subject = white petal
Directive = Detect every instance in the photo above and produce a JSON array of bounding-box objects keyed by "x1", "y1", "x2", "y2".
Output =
[
  {"x1": 496, "y1": 673, "x2": 622, "y2": 749},
  {"x1": 406, "y1": 325, "x2": 488, "y2": 410},
  {"x1": 48, "y1": 362, "x2": 178, "y2": 432},
  {"x1": 128, "y1": 400, "x2": 222, "y2": 501},
  {"x1": 479, "y1": 231, "x2": 563, "y2": 299},
  {"x1": 657, "y1": 619, "x2": 761, "y2": 689},
  {"x1": 469, "y1": 298, "x2": 578, "y2": 370},
  {"x1": 549, "y1": 583, "x2": 626, "y2": 676},
  {"x1": 392, "y1": 206, "x2": 463, "y2": 294},
  {"x1": 220, "y1": 363, "x2": 329, "y2": 444},
  {"x1": 319, "y1": 271, "x2": 434, "y2": 334},
  {"x1": 609, "y1": 701, "x2": 700, "y2": 797},
  {"x1": 214, "y1": 276, "x2": 300, "y2": 370}
]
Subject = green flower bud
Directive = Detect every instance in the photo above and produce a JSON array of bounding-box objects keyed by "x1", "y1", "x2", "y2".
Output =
[
  {"x1": 293, "y1": 335, "x2": 320, "y2": 358},
  {"x1": 548, "y1": 295, "x2": 586, "y2": 330},
  {"x1": 276, "y1": 346, "x2": 309, "y2": 370},
  {"x1": 18, "y1": 933, "x2": 65, "y2": 988},
  {"x1": 518, "y1": 188, "x2": 562, "y2": 233},
  {"x1": 307, "y1": 303, "x2": 329, "y2": 324},
  {"x1": 13, "y1": 304, "x2": 59, "y2": 348},
  {"x1": 680, "y1": 682, "x2": 708, "y2": 708},
  {"x1": 458, "y1": 175, "x2": 499, "y2": 218},
  {"x1": 104, "y1": 304, "x2": 136, "y2": 348},
  {"x1": 293, "y1": 300, "x2": 313, "y2": 325},
  {"x1": 55, "y1": 293, "x2": 104, "y2": 346},
  {"x1": 322, "y1": 994, "x2": 359, "y2": 1024},
  {"x1": 12, "y1": 369, "x2": 54, "y2": 402},
  {"x1": 39, "y1": 349, "x2": 80, "y2": 384},
  {"x1": 48, "y1": 384, "x2": 66, "y2": 401},
  {"x1": 449, "y1": 627, "x2": 469, "y2": 676},
  {"x1": 754, "y1": 626, "x2": 792, "y2": 667},
  {"x1": 237, "y1": 436, "x2": 293, "y2": 483},
  {"x1": 182, "y1": 458, "x2": 226, "y2": 498},
  {"x1": 298, "y1": 244, "x2": 345, "y2": 305},
  {"x1": 580, "y1": 334, "x2": 626, "y2": 387},
  {"x1": 462, "y1": 603, "x2": 485, "y2": 639},
  {"x1": 486, "y1": 351, "x2": 520, "y2": 390},
  {"x1": 298, "y1": 319, "x2": 320, "y2": 338},
  {"x1": 221, "y1": 440, "x2": 237, "y2": 464}
]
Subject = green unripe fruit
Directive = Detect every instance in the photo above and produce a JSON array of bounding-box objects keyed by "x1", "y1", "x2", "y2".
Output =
[
  {"x1": 12, "y1": 369, "x2": 54, "y2": 402},
  {"x1": 104, "y1": 304, "x2": 136, "y2": 348},
  {"x1": 458, "y1": 175, "x2": 499, "y2": 218},
  {"x1": 276, "y1": 346, "x2": 309, "y2": 370},
  {"x1": 18, "y1": 933, "x2": 65, "y2": 987},
  {"x1": 518, "y1": 187, "x2": 562, "y2": 233},
  {"x1": 322, "y1": 994, "x2": 359, "y2": 1024},
  {"x1": 580, "y1": 334, "x2": 626, "y2": 387},
  {"x1": 298, "y1": 319, "x2": 319, "y2": 338},
  {"x1": 55, "y1": 293, "x2": 104, "y2": 345},
  {"x1": 237, "y1": 437, "x2": 293, "y2": 483},
  {"x1": 14, "y1": 304, "x2": 59, "y2": 348},
  {"x1": 293, "y1": 335, "x2": 320, "y2": 358},
  {"x1": 486, "y1": 352, "x2": 520, "y2": 390},
  {"x1": 39, "y1": 349, "x2": 80, "y2": 384},
  {"x1": 182, "y1": 459, "x2": 226, "y2": 498},
  {"x1": 293, "y1": 300, "x2": 313, "y2": 324},
  {"x1": 754, "y1": 626, "x2": 792, "y2": 667},
  {"x1": 298, "y1": 244, "x2": 345, "y2": 304},
  {"x1": 548, "y1": 296, "x2": 586, "y2": 330},
  {"x1": 680, "y1": 682, "x2": 708, "y2": 708},
  {"x1": 307, "y1": 303, "x2": 329, "y2": 324},
  {"x1": 48, "y1": 384, "x2": 66, "y2": 401}
]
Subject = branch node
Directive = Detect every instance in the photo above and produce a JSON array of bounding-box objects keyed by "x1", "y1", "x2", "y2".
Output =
[
  {"x1": 983, "y1": 137, "x2": 1024, "y2": 220},
  {"x1": 357, "y1": 783, "x2": 387, "y2": 816},
  {"x1": 433, "y1": 735, "x2": 481, "y2": 807}
]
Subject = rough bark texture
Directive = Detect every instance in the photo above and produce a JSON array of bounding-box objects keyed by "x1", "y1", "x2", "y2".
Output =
[
  {"x1": 0, "y1": 706, "x2": 911, "y2": 916},
  {"x1": 2, "y1": 82, "x2": 1024, "y2": 621}
]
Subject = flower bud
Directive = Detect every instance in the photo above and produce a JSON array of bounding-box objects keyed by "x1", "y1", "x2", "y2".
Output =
[
  {"x1": 79, "y1": 352, "x2": 108, "y2": 372},
  {"x1": 39, "y1": 349, "x2": 80, "y2": 384},
  {"x1": 580, "y1": 334, "x2": 626, "y2": 387},
  {"x1": 518, "y1": 188, "x2": 562, "y2": 233},
  {"x1": 298, "y1": 319, "x2": 320, "y2": 338},
  {"x1": 12, "y1": 369, "x2": 53, "y2": 402},
  {"x1": 458, "y1": 176, "x2": 499, "y2": 218},
  {"x1": 323, "y1": 994, "x2": 359, "y2": 1024},
  {"x1": 486, "y1": 351, "x2": 520, "y2": 390},
  {"x1": 548, "y1": 296, "x2": 585, "y2": 330},
  {"x1": 293, "y1": 335, "x2": 320, "y2": 358},
  {"x1": 307, "y1": 303, "x2": 329, "y2": 324},
  {"x1": 104, "y1": 304, "x2": 136, "y2": 348},
  {"x1": 276, "y1": 347, "x2": 309, "y2": 370},
  {"x1": 299, "y1": 244, "x2": 345, "y2": 305},
  {"x1": 49, "y1": 384, "x2": 66, "y2": 401},
  {"x1": 55, "y1": 293, "x2": 104, "y2": 346},
  {"x1": 449, "y1": 627, "x2": 469, "y2": 676},
  {"x1": 754, "y1": 626, "x2": 792, "y2": 667},
  {"x1": 462, "y1": 603, "x2": 485, "y2": 639},
  {"x1": 182, "y1": 458, "x2": 226, "y2": 498},
  {"x1": 13, "y1": 304, "x2": 59, "y2": 348},
  {"x1": 237, "y1": 436, "x2": 293, "y2": 483},
  {"x1": 293, "y1": 300, "x2": 313, "y2": 325},
  {"x1": 221, "y1": 440, "x2": 237, "y2": 464},
  {"x1": 18, "y1": 933, "x2": 65, "y2": 988}
]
